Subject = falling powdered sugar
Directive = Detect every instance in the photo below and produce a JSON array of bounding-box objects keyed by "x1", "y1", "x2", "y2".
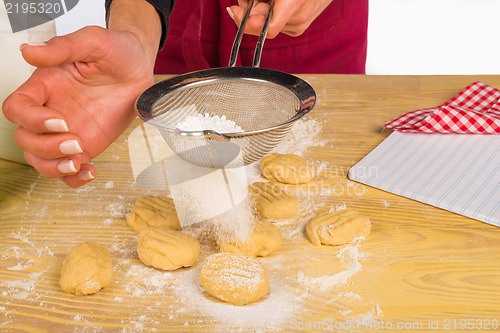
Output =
[{"x1": 164, "y1": 111, "x2": 253, "y2": 235}]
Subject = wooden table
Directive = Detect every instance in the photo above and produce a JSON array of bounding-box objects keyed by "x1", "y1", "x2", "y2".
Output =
[{"x1": 1, "y1": 75, "x2": 499, "y2": 332}]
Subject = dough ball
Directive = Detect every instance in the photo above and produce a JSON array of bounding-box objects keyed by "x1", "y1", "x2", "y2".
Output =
[
  {"x1": 306, "y1": 209, "x2": 371, "y2": 246},
  {"x1": 126, "y1": 196, "x2": 180, "y2": 233},
  {"x1": 137, "y1": 227, "x2": 199, "y2": 270},
  {"x1": 199, "y1": 253, "x2": 269, "y2": 305},
  {"x1": 260, "y1": 153, "x2": 312, "y2": 184},
  {"x1": 59, "y1": 242, "x2": 113, "y2": 296},
  {"x1": 216, "y1": 220, "x2": 283, "y2": 257},
  {"x1": 249, "y1": 181, "x2": 299, "y2": 219}
]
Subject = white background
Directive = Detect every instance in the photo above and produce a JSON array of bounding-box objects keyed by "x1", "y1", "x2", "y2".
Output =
[{"x1": 55, "y1": 0, "x2": 500, "y2": 75}]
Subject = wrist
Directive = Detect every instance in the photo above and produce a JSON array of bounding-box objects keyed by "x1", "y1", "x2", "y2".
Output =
[{"x1": 107, "y1": 0, "x2": 162, "y2": 61}]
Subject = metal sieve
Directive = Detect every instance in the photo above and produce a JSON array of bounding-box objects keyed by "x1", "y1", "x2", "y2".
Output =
[{"x1": 135, "y1": 0, "x2": 316, "y2": 168}]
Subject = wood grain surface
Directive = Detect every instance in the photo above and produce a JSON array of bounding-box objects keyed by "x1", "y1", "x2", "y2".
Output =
[{"x1": 1, "y1": 75, "x2": 499, "y2": 332}]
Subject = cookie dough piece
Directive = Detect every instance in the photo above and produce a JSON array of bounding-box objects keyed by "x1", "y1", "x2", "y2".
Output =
[
  {"x1": 199, "y1": 253, "x2": 269, "y2": 305},
  {"x1": 249, "y1": 181, "x2": 299, "y2": 219},
  {"x1": 59, "y1": 242, "x2": 113, "y2": 296},
  {"x1": 137, "y1": 227, "x2": 200, "y2": 270},
  {"x1": 306, "y1": 209, "x2": 371, "y2": 246},
  {"x1": 260, "y1": 153, "x2": 312, "y2": 184},
  {"x1": 216, "y1": 220, "x2": 283, "y2": 257},
  {"x1": 126, "y1": 196, "x2": 180, "y2": 233}
]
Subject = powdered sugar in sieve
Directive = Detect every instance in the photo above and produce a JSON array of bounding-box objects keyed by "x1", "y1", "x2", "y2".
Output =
[{"x1": 175, "y1": 113, "x2": 244, "y2": 133}]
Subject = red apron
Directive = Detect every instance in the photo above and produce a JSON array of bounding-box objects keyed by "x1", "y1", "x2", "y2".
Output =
[{"x1": 154, "y1": 0, "x2": 368, "y2": 74}]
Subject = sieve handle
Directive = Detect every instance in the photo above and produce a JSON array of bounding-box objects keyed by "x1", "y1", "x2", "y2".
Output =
[
  {"x1": 253, "y1": 0, "x2": 274, "y2": 68},
  {"x1": 228, "y1": 0, "x2": 255, "y2": 67},
  {"x1": 228, "y1": 0, "x2": 274, "y2": 68},
  {"x1": 173, "y1": 129, "x2": 231, "y2": 142}
]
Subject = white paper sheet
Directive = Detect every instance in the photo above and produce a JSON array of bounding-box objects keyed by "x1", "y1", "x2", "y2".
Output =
[{"x1": 348, "y1": 132, "x2": 500, "y2": 227}]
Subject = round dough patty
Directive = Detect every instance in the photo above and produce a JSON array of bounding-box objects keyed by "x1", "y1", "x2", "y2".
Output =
[
  {"x1": 59, "y1": 242, "x2": 113, "y2": 296},
  {"x1": 137, "y1": 227, "x2": 200, "y2": 270},
  {"x1": 260, "y1": 153, "x2": 312, "y2": 184},
  {"x1": 199, "y1": 253, "x2": 269, "y2": 305},
  {"x1": 249, "y1": 181, "x2": 299, "y2": 219},
  {"x1": 126, "y1": 196, "x2": 180, "y2": 233},
  {"x1": 306, "y1": 209, "x2": 371, "y2": 246}
]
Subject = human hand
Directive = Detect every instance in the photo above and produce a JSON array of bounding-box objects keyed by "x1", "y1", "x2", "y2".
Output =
[
  {"x1": 2, "y1": 25, "x2": 157, "y2": 187},
  {"x1": 227, "y1": 0, "x2": 333, "y2": 38}
]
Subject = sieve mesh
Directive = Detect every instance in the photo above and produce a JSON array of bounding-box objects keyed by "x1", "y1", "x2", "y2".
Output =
[
  {"x1": 151, "y1": 79, "x2": 301, "y2": 133},
  {"x1": 136, "y1": 67, "x2": 316, "y2": 168}
]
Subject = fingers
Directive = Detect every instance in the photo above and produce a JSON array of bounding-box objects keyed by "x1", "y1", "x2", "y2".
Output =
[
  {"x1": 228, "y1": 2, "x2": 293, "y2": 39},
  {"x1": 20, "y1": 26, "x2": 109, "y2": 68},
  {"x1": 267, "y1": 0, "x2": 303, "y2": 37},
  {"x1": 24, "y1": 149, "x2": 92, "y2": 177},
  {"x1": 61, "y1": 164, "x2": 97, "y2": 188},
  {"x1": 228, "y1": 0, "x2": 329, "y2": 38},
  {"x1": 14, "y1": 128, "x2": 96, "y2": 187},
  {"x1": 3, "y1": 84, "x2": 69, "y2": 134},
  {"x1": 15, "y1": 124, "x2": 94, "y2": 187},
  {"x1": 3, "y1": 68, "x2": 94, "y2": 188},
  {"x1": 24, "y1": 150, "x2": 96, "y2": 188},
  {"x1": 228, "y1": 3, "x2": 269, "y2": 37},
  {"x1": 14, "y1": 126, "x2": 83, "y2": 160}
]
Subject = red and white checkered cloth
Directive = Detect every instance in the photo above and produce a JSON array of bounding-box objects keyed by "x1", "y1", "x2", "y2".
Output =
[{"x1": 383, "y1": 81, "x2": 500, "y2": 134}]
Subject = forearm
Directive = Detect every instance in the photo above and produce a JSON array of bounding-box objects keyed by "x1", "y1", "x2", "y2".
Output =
[{"x1": 106, "y1": 0, "x2": 163, "y2": 62}]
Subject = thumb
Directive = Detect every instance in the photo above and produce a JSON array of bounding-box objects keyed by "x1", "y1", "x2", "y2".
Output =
[
  {"x1": 267, "y1": 0, "x2": 294, "y2": 38},
  {"x1": 20, "y1": 26, "x2": 110, "y2": 67}
]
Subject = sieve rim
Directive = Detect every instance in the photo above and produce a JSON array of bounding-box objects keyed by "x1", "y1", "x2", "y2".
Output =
[{"x1": 135, "y1": 67, "x2": 316, "y2": 137}]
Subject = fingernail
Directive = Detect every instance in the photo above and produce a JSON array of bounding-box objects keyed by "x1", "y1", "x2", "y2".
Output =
[
  {"x1": 59, "y1": 140, "x2": 83, "y2": 155},
  {"x1": 19, "y1": 42, "x2": 47, "y2": 51},
  {"x1": 79, "y1": 170, "x2": 95, "y2": 181},
  {"x1": 45, "y1": 118, "x2": 69, "y2": 132},
  {"x1": 226, "y1": 7, "x2": 235, "y2": 21},
  {"x1": 58, "y1": 160, "x2": 77, "y2": 174}
]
